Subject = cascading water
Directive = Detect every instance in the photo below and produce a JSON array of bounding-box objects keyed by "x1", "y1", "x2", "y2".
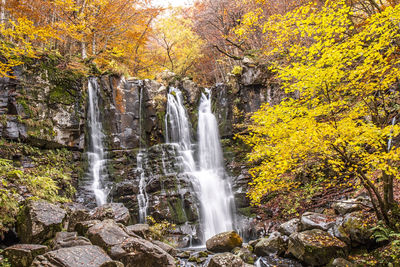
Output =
[
  {"x1": 196, "y1": 89, "x2": 234, "y2": 240},
  {"x1": 87, "y1": 78, "x2": 108, "y2": 206},
  {"x1": 165, "y1": 87, "x2": 234, "y2": 242},
  {"x1": 165, "y1": 87, "x2": 196, "y2": 172},
  {"x1": 136, "y1": 84, "x2": 149, "y2": 223}
]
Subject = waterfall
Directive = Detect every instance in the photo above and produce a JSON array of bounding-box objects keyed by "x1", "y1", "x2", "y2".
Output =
[
  {"x1": 87, "y1": 78, "x2": 108, "y2": 206},
  {"x1": 196, "y1": 89, "x2": 234, "y2": 241},
  {"x1": 136, "y1": 84, "x2": 149, "y2": 223},
  {"x1": 165, "y1": 87, "x2": 234, "y2": 243}
]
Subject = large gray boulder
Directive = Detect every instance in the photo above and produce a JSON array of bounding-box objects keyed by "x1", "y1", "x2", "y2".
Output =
[
  {"x1": 278, "y1": 218, "x2": 301, "y2": 236},
  {"x1": 254, "y1": 231, "x2": 287, "y2": 256},
  {"x1": 288, "y1": 229, "x2": 347, "y2": 266},
  {"x1": 87, "y1": 220, "x2": 130, "y2": 250},
  {"x1": 111, "y1": 237, "x2": 176, "y2": 267},
  {"x1": 207, "y1": 252, "x2": 245, "y2": 267},
  {"x1": 332, "y1": 199, "x2": 362, "y2": 215},
  {"x1": 91, "y1": 203, "x2": 131, "y2": 225},
  {"x1": 3, "y1": 244, "x2": 47, "y2": 267},
  {"x1": 206, "y1": 231, "x2": 243, "y2": 253},
  {"x1": 31, "y1": 245, "x2": 122, "y2": 267},
  {"x1": 301, "y1": 212, "x2": 336, "y2": 231},
  {"x1": 340, "y1": 212, "x2": 373, "y2": 246},
  {"x1": 17, "y1": 200, "x2": 67, "y2": 244}
]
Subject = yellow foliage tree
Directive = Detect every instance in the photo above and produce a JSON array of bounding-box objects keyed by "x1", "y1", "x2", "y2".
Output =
[
  {"x1": 238, "y1": 1, "x2": 400, "y2": 226},
  {"x1": 151, "y1": 9, "x2": 205, "y2": 78},
  {"x1": 0, "y1": 17, "x2": 53, "y2": 77}
]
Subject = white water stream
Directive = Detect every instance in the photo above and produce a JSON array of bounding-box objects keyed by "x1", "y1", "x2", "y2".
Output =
[
  {"x1": 165, "y1": 87, "x2": 234, "y2": 242},
  {"x1": 87, "y1": 78, "x2": 108, "y2": 206}
]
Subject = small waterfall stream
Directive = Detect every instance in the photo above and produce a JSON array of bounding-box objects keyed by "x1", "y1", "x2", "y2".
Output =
[
  {"x1": 165, "y1": 87, "x2": 234, "y2": 242},
  {"x1": 87, "y1": 78, "x2": 108, "y2": 206},
  {"x1": 136, "y1": 85, "x2": 149, "y2": 223}
]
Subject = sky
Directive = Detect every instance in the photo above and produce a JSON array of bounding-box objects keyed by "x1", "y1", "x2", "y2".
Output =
[{"x1": 152, "y1": 0, "x2": 193, "y2": 7}]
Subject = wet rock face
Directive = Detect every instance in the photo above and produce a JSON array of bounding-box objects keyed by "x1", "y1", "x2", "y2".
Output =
[
  {"x1": 17, "y1": 200, "x2": 67, "y2": 244},
  {"x1": 206, "y1": 231, "x2": 243, "y2": 253},
  {"x1": 31, "y1": 245, "x2": 119, "y2": 267},
  {"x1": 0, "y1": 68, "x2": 84, "y2": 149},
  {"x1": 111, "y1": 144, "x2": 200, "y2": 227},
  {"x1": 99, "y1": 77, "x2": 164, "y2": 149}
]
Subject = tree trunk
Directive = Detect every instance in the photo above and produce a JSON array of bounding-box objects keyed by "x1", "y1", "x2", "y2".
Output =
[{"x1": 81, "y1": 42, "x2": 87, "y2": 59}]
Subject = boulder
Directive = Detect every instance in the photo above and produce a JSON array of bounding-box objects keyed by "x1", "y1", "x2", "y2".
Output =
[
  {"x1": 255, "y1": 256, "x2": 303, "y2": 267},
  {"x1": 17, "y1": 200, "x2": 67, "y2": 244},
  {"x1": 31, "y1": 245, "x2": 121, "y2": 267},
  {"x1": 87, "y1": 220, "x2": 130, "y2": 250},
  {"x1": 301, "y1": 212, "x2": 336, "y2": 231},
  {"x1": 206, "y1": 231, "x2": 243, "y2": 253},
  {"x1": 65, "y1": 204, "x2": 91, "y2": 232},
  {"x1": 278, "y1": 218, "x2": 301, "y2": 236},
  {"x1": 332, "y1": 199, "x2": 363, "y2": 215},
  {"x1": 52, "y1": 232, "x2": 91, "y2": 249},
  {"x1": 3, "y1": 244, "x2": 47, "y2": 267},
  {"x1": 91, "y1": 203, "x2": 131, "y2": 225},
  {"x1": 329, "y1": 258, "x2": 356, "y2": 267},
  {"x1": 207, "y1": 252, "x2": 245, "y2": 267},
  {"x1": 254, "y1": 232, "x2": 287, "y2": 256},
  {"x1": 126, "y1": 224, "x2": 150, "y2": 238},
  {"x1": 75, "y1": 220, "x2": 101, "y2": 236},
  {"x1": 111, "y1": 237, "x2": 176, "y2": 267},
  {"x1": 232, "y1": 245, "x2": 256, "y2": 264},
  {"x1": 152, "y1": 240, "x2": 178, "y2": 256},
  {"x1": 288, "y1": 229, "x2": 347, "y2": 266},
  {"x1": 340, "y1": 212, "x2": 373, "y2": 246}
]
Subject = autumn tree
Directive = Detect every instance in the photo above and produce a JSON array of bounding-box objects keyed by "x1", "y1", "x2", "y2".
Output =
[
  {"x1": 2, "y1": 0, "x2": 160, "y2": 76},
  {"x1": 238, "y1": 0, "x2": 400, "y2": 227},
  {"x1": 150, "y1": 9, "x2": 204, "y2": 78}
]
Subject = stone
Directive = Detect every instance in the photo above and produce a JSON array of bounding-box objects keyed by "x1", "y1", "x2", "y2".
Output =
[
  {"x1": 206, "y1": 231, "x2": 243, "y2": 253},
  {"x1": 91, "y1": 203, "x2": 131, "y2": 225},
  {"x1": 111, "y1": 237, "x2": 176, "y2": 267},
  {"x1": 65, "y1": 204, "x2": 91, "y2": 232},
  {"x1": 255, "y1": 256, "x2": 302, "y2": 267},
  {"x1": 332, "y1": 199, "x2": 363, "y2": 215},
  {"x1": 288, "y1": 229, "x2": 347, "y2": 266},
  {"x1": 75, "y1": 220, "x2": 101, "y2": 236},
  {"x1": 340, "y1": 212, "x2": 373, "y2": 246},
  {"x1": 52, "y1": 232, "x2": 91, "y2": 249},
  {"x1": 232, "y1": 245, "x2": 256, "y2": 264},
  {"x1": 152, "y1": 240, "x2": 178, "y2": 256},
  {"x1": 254, "y1": 231, "x2": 287, "y2": 257},
  {"x1": 31, "y1": 245, "x2": 119, "y2": 267},
  {"x1": 87, "y1": 219, "x2": 130, "y2": 250},
  {"x1": 278, "y1": 218, "x2": 301, "y2": 236},
  {"x1": 207, "y1": 252, "x2": 245, "y2": 267},
  {"x1": 126, "y1": 224, "x2": 150, "y2": 238},
  {"x1": 329, "y1": 258, "x2": 356, "y2": 267},
  {"x1": 17, "y1": 200, "x2": 67, "y2": 244},
  {"x1": 301, "y1": 212, "x2": 336, "y2": 231},
  {"x1": 3, "y1": 244, "x2": 47, "y2": 267}
]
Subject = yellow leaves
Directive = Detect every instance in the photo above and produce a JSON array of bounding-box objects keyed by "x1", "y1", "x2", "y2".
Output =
[{"x1": 237, "y1": 1, "x2": 400, "y2": 206}]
